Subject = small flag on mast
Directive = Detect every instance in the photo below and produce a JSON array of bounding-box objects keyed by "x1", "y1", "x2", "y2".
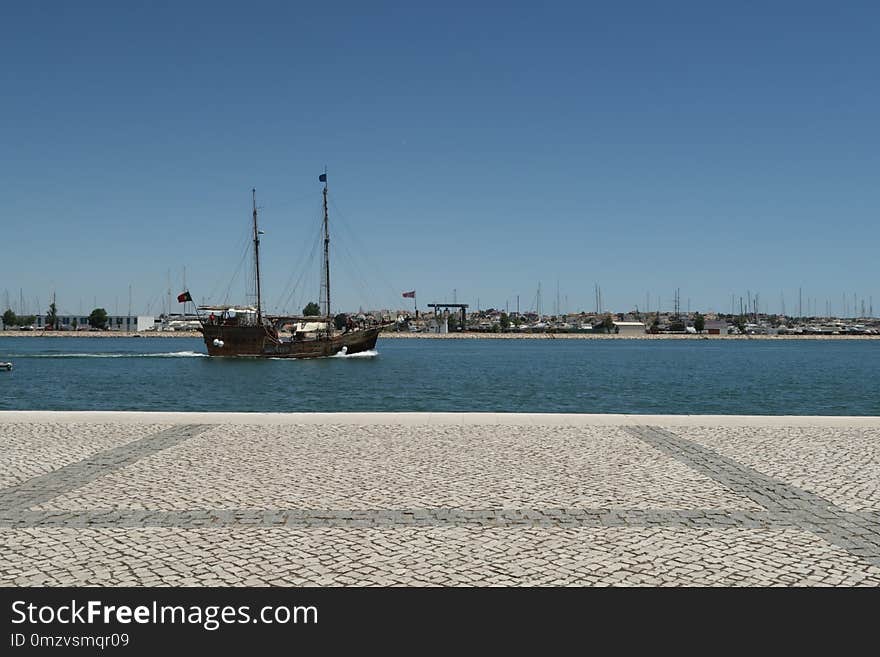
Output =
[
  {"x1": 319, "y1": 173, "x2": 327, "y2": 183},
  {"x1": 402, "y1": 291, "x2": 416, "y2": 298},
  {"x1": 177, "y1": 291, "x2": 192, "y2": 303}
]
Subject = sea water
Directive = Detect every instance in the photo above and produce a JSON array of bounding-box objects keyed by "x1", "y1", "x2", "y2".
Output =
[{"x1": 1, "y1": 336, "x2": 878, "y2": 415}]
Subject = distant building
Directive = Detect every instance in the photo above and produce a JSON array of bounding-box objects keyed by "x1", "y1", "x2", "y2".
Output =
[
  {"x1": 29, "y1": 315, "x2": 152, "y2": 331},
  {"x1": 704, "y1": 320, "x2": 730, "y2": 335},
  {"x1": 428, "y1": 315, "x2": 448, "y2": 334},
  {"x1": 613, "y1": 321, "x2": 646, "y2": 336}
]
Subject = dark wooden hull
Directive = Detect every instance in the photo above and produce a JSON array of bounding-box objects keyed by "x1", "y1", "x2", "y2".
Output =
[{"x1": 199, "y1": 324, "x2": 382, "y2": 358}]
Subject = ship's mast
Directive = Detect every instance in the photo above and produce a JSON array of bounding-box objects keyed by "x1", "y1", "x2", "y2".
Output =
[
  {"x1": 321, "y1": 171, "x2": 331, "y2": 319},
  {"x1": 252, "y1": 188, "x2": 263, "y2": 323}
]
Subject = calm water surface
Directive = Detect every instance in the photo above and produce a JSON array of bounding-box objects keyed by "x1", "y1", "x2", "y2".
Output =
[{"x1": 1, "y1": 337, "x2": 878, "y2": 415}]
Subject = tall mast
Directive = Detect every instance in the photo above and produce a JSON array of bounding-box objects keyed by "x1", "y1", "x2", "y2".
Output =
[
  {"x1": 252, "y1": 188, "x2": 263, "y2": 323},
  {"x1": 321, "y1": 170, "x2": 331, "y2": 318}
]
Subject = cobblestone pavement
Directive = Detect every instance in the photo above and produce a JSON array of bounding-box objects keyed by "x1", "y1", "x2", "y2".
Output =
[
  {"x1": 0, "y1": 423, "x2": 171, "y2": 489},
  {"x1": 1, "y1": 413, "x2": 879, "y2": 586},
  {"x1": 34, "y1": 425, "x2": 760, "y2": 511}
]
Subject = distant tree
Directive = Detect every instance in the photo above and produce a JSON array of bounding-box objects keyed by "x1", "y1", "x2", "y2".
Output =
[
  {"x1": 2, "y1": 309, "x2": 16, "y2": 328},
  {"x1": 499, "y1": 312, "x2": 510, "y2": 330},
  {"x1": 71, "y1": 318, "x2": 78, "y2": 330},
  {"x1": 20, "y1": 315, "x2": 36, "y2": 327},
  {"x1": 45, "y1": 302, "x2": 58, "y2": 330},
  {"x1": 490, "y1": 323, "x2": 500, "y2": 333},
  {"x1": 88, "y1": 308, "x2": 108, "y2": 329},
  {"x1": 601, "y1": 313, "x2": 615, "y2": 333},
  {"x1": 446, "y1": 313, "x2": 459, "y2": 331},
  {"x1": 333, "y1": 313, "x2": 347, "y2": 330},
  {"x1": 302, "y1": 302, "x2": 321, "y2": 316},
  {"x1": 693, "y1": 312, "x2": 705, "y2": 333}
]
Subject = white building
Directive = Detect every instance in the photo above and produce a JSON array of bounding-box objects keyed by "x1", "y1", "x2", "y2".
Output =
[
  {"x1": 613, "y1": 321, "x2": 646, "y2": 336},
  {"x1": 28, "y1": 314, "x2": 152, "y2": 331}
]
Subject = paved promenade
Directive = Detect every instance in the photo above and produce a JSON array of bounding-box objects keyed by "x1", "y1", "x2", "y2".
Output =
[{"x1": 1, "y1": 412, "x2": 879, "y2": 586}]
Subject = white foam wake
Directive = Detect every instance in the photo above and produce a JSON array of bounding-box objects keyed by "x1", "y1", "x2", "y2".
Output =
[
  {"x1": 21, "y1": 351, "x2": 207, "y2": 359},
  {"x1": 331, "y1": 348, "x2": 379, "y2": 358}
]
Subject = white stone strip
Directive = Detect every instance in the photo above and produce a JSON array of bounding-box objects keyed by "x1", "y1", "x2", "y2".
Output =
[{"x1": 1, "y1": 411, "x2": 879, "y2": 428}]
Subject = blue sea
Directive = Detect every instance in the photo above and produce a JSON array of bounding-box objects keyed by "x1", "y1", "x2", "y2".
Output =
[{"x1": 0, "y1": 337, "x2": 878, "y2": 415}]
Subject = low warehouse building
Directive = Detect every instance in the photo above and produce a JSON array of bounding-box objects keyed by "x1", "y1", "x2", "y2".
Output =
[
  {"x1": 704, "y1": 320, "x2": 730, "y2": 335},
  {"x1": 613, "y1": 321, "x2": 646, "y2": 336}
]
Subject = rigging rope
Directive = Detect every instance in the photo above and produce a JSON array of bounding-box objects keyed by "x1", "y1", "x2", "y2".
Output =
[
  {"x1": 221, "y1": 231, "x2": 253, "y2": 307},
  {"x1": 274, "y1": 207, "x2": 323, "y2": 314},
  {"x1": 329, "y1": 198, "x2": 402, "y2": 310}
]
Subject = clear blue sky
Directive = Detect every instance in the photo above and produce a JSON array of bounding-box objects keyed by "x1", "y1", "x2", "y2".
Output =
[{"x1": 2, "y1": 1, "x2": 878, "y2": 317}]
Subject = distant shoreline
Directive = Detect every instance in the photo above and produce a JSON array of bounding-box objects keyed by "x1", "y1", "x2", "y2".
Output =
[
  {"x1": 1, "y1": 330, "x2": 878, "y2": 340},
  {"x1": 0, "y1": 331, "x2": 203, "y2": 338},
  {"x1": 379, "y1": 332, "x2": 880, "y2": 340}
]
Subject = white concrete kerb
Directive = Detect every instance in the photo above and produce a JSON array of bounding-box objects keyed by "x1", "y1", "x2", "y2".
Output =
[{"x1": 0, "y1": 411, "x2": 878, "y2": 428}]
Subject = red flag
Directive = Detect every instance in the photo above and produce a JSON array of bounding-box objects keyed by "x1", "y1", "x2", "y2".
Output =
[
  {"x1": 177, "y1": 291, "x2": 192, "y2": 303},
  {"x1": 402, "y1": 291, "x2": 415, "y2": 298}
]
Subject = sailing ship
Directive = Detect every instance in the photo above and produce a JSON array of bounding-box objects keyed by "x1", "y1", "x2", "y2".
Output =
[{"x1": 195, "y1": 173, "x2": 387, "y2": 358}]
